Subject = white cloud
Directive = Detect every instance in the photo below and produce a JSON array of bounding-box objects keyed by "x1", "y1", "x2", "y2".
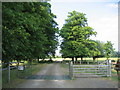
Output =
[{"x1": 106, "y1": 3, "x2": 118, "y2": 8}]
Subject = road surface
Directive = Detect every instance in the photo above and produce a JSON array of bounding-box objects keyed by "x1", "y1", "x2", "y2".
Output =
[{"x1": 17, "y1": 63, "x2": 118, "y2": 88}]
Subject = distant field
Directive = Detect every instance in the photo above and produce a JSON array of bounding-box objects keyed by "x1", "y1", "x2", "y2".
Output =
[
  {"x1": 51, "y1": 57, "x2": 118, "y2": 62},
  {"x1": 1, "y1": 57, "x2": 118, "y2": 67}
]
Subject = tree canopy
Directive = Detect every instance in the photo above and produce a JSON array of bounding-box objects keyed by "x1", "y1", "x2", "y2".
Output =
[
  {"x1": 60, "y1": 11, "x2": 115, "y2": 61},
  {"x1": 60, "y1": 11, "x2": 97, "y2": 61},
  {"x1": 104, "y1": 41, "x2": 114, "y2": 59},
  {"x1": 2, "y1": 2, "x2": 58, "y2": 63},
  {"x1": 2, "y1": 3, "x2": 116, "y2": 64}
]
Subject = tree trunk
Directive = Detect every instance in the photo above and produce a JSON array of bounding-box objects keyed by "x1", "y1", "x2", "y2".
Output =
[
  {"x1": 17, "y1": 60, "x2": 20, "y2": 66},
  {"x1": 72, "y1": 57, "x2": 74, "y2": 62},
  {"x1": 81, "y1": 57, "x2": 83, "y2": 61},
  {"x1": 29, "y1": 59, "x2": 32, "y2": 65},
  {"x1": 75, "y1": 57, "x2": 77, "y2": 61},
  {"x1": 38, "y1": 57, "x2": 39, "y2": 63},
  {"x1": 50, "y1": 57, "x2": 53, "y2": 62},
  {"x1": 93, "y1": 57, "x2": 96, "y2": 63}
]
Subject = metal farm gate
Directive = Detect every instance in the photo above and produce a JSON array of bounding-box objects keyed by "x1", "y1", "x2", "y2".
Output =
[{"x1": 69, "y1": 60, "x2": 111, "y2": 78}]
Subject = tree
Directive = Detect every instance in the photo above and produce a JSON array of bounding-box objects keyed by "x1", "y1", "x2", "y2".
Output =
[
  {"x1": 2, "y1": 2, "x2": 58, "y2": 65},
  {"x1": 95, "y1": 40, "x2": 105, "y2": 57},
  {"x1": 60, "y1": 11, "x2": 96, "y2": 61},
  {"x1": 116, "y1": 51, "x2": 120, "y2": 58},
  {"x1": 86, "y1": 40, "x2": 100, "y2": 62},
  {"x1": 104, "y1": 41, "x2": 114, "y2": 59},
  {"x1": 87, "y1": 40, "x2": 105, "y2": 62},
  {"x1": 111, "y1": 51, "x2": 120, "y2": 58}
]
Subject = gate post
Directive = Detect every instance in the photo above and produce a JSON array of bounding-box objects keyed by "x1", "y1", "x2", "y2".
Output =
[
  {"x1": 69, "y1": 61, "x2": 73, "y2": 79},
  {"x1": 69, "y1": 61, "x2": 70, "y2": 77},
  {"x1": 109, "y1": 60, "x2": 112, "y2": 77},
  {"x1": 80, "y1": 60, "x2": 81, "y2": 64},
  {"x1": 107, "y1": 60, "x2": 111, "y2": 77}
]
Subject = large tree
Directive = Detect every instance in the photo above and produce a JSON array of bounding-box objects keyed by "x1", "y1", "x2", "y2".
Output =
[
  {"x1": 60, "y1": 11, "x2": 96, "y2": 61},
  {"x1": 2, "y1": 2, "x2": 58, "y2": 64}
]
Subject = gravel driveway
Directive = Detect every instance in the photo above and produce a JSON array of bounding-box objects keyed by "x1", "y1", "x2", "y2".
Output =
[{"x1": 17, "y1": 63, "x2": 118, "y2": 88}]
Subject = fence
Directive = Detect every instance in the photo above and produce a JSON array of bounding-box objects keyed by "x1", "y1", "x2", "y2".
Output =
[
  {"x1": 69, "y1": 60, "x2": 111, "y2": 78},
  {"x1": 2, "y1": 61, "x2": 34, "y2": 88}
]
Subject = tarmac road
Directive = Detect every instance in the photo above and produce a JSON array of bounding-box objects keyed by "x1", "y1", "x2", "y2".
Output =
[{"x1": 17, "y1": 63, "x2": 118, "y2": 88}]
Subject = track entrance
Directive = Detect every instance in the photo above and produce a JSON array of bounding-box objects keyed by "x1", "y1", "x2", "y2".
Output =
[{"x1": 27, "y1": 63, "x2": 71, "y2": 80}]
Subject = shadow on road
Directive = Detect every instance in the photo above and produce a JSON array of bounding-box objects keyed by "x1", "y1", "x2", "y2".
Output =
[{"x1": 26, "y1": 75, "x2": 71, "y2": 80}]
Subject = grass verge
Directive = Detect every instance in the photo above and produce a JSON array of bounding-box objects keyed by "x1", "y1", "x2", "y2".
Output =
[{"x1": 2, "y1": 63, "x2": 46, "y2": 88}]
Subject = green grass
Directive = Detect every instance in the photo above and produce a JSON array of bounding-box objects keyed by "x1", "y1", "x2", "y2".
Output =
[
  {"x1": 2, "y1": 63, "x2": 46, "y2": 88},
  {"x1": 60, "y1": 63, "x2": 69, "y2": 69},
  {"x1": 109, "y1": 69, "x2": 119, "y2": 82}
]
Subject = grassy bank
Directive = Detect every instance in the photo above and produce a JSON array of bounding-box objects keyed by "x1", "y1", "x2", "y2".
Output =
[{"x1": 2, "y1": 63, "x2": 46, "y2": 88}]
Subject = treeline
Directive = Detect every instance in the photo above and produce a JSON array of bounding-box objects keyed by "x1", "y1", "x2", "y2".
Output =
[
  {"x1": 60, "y1": 11, "x2": 117, "y2": 62},
  {"x1": 2, "y1": 2, "x2": 59, "y2": 64}
]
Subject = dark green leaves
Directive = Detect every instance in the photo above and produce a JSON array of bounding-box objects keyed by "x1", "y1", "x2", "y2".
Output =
[{"x1": 2, "y1": 2, "x2": 58, "y2": 62}]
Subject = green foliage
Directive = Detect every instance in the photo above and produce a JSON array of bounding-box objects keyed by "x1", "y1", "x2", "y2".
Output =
[
  {"x1": 86, "y1": 40, "x2": 101, "y2": 57},
  {"x1": 60, "y1": 11, "x2": 96, "y2": 60},
  {"x1": 60, "y1": 11, "x2": 115, "y2": 61},
  {"x1": 88, "y1": 40, "x2": 115, "y2": 60},
  {"x1": 112, "y1": 51, "x2": 120, "y2": 57},
  {"x1": 2, "y1": 2, "x2": 58, "y2": 63},
  {"x1": 87, "y1": 40, "x2": 105, "y2": 61},
  {"x1": 104, "y1": 41, "x2": 114, "y2": 59}
]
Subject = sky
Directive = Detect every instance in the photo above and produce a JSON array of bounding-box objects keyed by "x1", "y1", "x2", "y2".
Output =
[{"x1": 49, "y1": 0, "x2": 119, "y2": 56}]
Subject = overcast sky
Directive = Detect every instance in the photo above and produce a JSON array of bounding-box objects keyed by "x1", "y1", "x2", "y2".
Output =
[{"x1": 49, "y1": 0, "x2": 119, "y2": 56}]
